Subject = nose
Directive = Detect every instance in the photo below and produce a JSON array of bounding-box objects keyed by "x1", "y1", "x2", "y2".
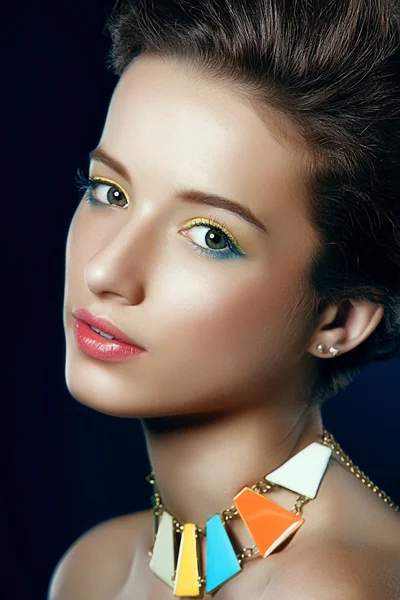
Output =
[{"x1": 84, "y1": 215, "x2": 157, "y2": 305}]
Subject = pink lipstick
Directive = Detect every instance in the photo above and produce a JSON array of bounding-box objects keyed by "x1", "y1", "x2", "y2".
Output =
[{"x1": 72, "y1": 308, "x2": 147, "y2": 362}]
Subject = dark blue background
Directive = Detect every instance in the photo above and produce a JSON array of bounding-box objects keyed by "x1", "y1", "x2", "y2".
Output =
[{"x1": 2, "y1": 2, "x2": 399, "y2": 599}]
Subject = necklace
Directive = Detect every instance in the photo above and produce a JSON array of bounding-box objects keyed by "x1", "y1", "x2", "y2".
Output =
[{"x1": 146, "y1": 429, "x2": 398, "y2": 597}]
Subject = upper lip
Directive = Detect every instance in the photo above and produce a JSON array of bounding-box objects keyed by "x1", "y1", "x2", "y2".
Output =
[{"x1": 72, "y1": 308, "x2": 145, "y2": 349}]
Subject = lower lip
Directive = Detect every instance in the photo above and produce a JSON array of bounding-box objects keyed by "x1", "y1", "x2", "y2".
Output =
[{"x1": 73, "y1": 319, "x2": 147, "y2": 362}]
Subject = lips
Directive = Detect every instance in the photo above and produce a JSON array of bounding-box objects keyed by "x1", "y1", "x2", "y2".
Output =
[{"x1": 72, "y1": 308, "x2": 144, "y2": 349}]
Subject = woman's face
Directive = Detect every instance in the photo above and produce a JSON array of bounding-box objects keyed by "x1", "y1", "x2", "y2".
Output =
[{"x1": 64, "y1": 55, "x2": 322, "y2": 418}]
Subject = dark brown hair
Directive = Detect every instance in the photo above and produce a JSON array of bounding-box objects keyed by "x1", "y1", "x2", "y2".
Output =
[{"x1": 104, "y1": 0, "x2": 400, "y2": 405}]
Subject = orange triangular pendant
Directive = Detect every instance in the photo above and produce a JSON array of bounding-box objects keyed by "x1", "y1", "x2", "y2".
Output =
[{"x1": 233, "y1": 487, "x2": 304, "y2": 557}]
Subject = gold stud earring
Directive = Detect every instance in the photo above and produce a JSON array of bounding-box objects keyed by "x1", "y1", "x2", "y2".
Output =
[{"x1": 316, "y1": 343, "x2": 326, "y2": 353}]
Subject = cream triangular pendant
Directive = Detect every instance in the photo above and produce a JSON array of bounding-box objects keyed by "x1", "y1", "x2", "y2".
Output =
[
  {"x1": 149, "y1": 510, "x2": 176, "y2": 588},
  {"x1": 265, "y1": 442, "x2": 332, "y2": 498}
]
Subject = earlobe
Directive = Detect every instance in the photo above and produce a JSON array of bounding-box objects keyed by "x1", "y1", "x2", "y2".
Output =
[{"x1": 307, "y1": 299, "x2": 385, "y2": 358}]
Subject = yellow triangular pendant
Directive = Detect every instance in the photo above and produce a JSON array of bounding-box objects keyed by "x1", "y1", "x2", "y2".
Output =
[{"x1": 173, "y1": 523, "x2": 201, "y2": 597}]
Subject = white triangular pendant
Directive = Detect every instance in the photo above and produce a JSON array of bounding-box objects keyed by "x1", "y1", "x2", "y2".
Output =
[
  {"x1": 265, "y1": 442, "x2": 332, "y2": 498},
  {"x1": 149, "y1": 510, "x2": 176, "y2": 588}
]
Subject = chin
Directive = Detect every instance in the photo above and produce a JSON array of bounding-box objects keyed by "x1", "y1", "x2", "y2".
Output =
[
  {"x1": 64, "y1": 352, "x2": 177, "y2": 419},
  {"x1": 64, "y1": 353, "x2": 135, "y2": 418}
]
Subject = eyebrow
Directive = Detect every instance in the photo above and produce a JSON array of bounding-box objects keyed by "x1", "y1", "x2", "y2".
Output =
[
  {"x1": 89, "y1": 147, "x2": 268, "y2": 235},
  {"x1": 89, "y1": 147, "x2": 131, "y2": 182}
]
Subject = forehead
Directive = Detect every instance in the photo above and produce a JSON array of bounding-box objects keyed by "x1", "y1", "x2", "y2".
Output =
[
  {"x1": 100, "y1": 54, "x2": 320, "y2": 256},
  {"x1": 104, "y1": 55, "x2": 306, "y2": 175}
]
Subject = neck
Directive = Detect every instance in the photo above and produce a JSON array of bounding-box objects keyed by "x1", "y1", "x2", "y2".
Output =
[{"x1": 141, "y1": 397, "x2": 324, "y2": 525}]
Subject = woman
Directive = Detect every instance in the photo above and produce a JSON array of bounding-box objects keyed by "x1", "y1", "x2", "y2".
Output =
[{"x1": 49, "y1": 0, "x2": 400, "y2": 598}]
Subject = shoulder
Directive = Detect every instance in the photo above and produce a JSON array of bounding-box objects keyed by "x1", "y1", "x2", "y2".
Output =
[
  {"x1": 47, "y1": 509, "x2": 153, "y2": 600},
  {"x1": 264, "y1": 520, "x2": 400, "y2": 600}
]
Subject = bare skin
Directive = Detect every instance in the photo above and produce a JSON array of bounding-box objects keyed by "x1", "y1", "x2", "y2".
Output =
[{"x1": 50, "y1": 54, "x2": 399, "y2": 599}]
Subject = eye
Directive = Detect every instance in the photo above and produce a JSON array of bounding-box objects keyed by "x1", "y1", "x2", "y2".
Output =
[
  {"x1": 180, "y1": 217, "x2": 246, "y2": 260},
  {"x1": 75, "y1": 169, "x2": 129, "y2": 208},
  {"x1": 89, "y1": 177, "x2": 128, "y2": 208}
]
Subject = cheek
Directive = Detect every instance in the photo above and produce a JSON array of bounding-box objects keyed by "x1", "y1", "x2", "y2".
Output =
[{"x1": 151, "y1": 255, "x2": 304, "y2": 378}]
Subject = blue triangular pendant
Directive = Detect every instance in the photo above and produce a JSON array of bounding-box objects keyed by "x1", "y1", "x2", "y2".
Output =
[{"x1": 205, "y1": 514, "x2": 242, "y2": 593}]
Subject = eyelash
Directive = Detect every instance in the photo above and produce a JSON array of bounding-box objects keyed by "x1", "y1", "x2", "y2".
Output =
[{"x1": 74, "y1": 168, "x2": 246, "y2": 260}]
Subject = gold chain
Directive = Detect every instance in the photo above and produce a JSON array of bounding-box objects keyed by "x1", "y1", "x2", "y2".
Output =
[
  {"x1": 147, "y1": 428, "x2": 399, "y2": 569},
  {"x1": 321, "y1": 429, "x2": 399, "y2": 512}
]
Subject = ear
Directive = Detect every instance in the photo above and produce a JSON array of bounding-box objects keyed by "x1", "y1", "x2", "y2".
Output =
[{"x1": 306, "y1": 299, "x2": 384, "y2": 358}]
